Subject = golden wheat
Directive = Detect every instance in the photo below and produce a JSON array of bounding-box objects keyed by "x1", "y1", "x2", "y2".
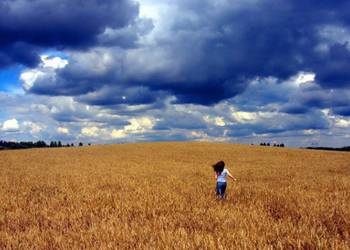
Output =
[{"x1": 0, "y1": 142, "x2": 349, "y2": 249}]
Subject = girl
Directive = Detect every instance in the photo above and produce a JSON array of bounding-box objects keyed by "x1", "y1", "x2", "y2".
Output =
[{"x1": 213, "y1": 161, "x2": 236, "y2": 199}]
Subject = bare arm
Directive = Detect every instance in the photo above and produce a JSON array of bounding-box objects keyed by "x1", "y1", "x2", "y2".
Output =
[{"x1": 227, "y1": 169, "x2": 237, "y2": 181}]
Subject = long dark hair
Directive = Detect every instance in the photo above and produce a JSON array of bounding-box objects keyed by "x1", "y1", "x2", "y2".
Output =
[{"x1": 212, "y1": 161, "x2": 225, "y2": 174}]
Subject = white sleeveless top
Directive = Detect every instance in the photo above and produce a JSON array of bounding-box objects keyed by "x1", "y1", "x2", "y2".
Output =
[{"x1": 217, "y1": 169, "x2": 228, "y2": 183}]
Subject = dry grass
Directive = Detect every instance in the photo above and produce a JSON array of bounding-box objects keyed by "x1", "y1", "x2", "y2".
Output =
[{"x1": 0, "y1": 142, "x2": 349, "y2": 249}]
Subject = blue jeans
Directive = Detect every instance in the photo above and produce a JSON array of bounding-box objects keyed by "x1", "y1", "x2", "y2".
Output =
[{"x1": 216, "y1": 182, "x2": 227, "y2": 198}]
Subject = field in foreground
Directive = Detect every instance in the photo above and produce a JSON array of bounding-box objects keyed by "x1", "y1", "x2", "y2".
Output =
[{"x1": 0, "y1": 142, "x2": 349, "y2": 249}]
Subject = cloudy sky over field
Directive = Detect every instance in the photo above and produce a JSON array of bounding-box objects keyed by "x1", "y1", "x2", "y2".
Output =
[{"x1": 1, "y1": 0, "x2": 350, "y2": 147}]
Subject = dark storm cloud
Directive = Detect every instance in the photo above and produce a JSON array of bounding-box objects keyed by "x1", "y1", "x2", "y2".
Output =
[
  {"x1": 314, "y1": 44, "x2": 350, "y2": 88},
  {"x1": 24, "y1": 0, "x2": 350, "y2": 107},
  {"x1": 280, "y1": 104, "x2": 310, "y2": 115},
  {"x1": 0, "y1": 42, "x2": 40, "y2": 67},
  {"x1": 0, "y1": 0, "x2": 139, "y2": 67},
  {"x1": 76, "y1": 85, "x2": 162, "y2": 106},
  {"x1": 28, "y1": 48, "x2": 124, "y2": 95},
  {"x1": 333, "y1": 106, "x2": 350, "y2": 116},
  {"x1": 141, "y1": 0, "x2": 350, "y2": 105},
  {"x1": 280, "y1": 84, "x2": 350, "y2": 116},
  {"x1": 229, "y1": 77, "x2": 292, "y2": 112},
  {"x1": 98, "y1": 18, "x2": 154, "y2": 48}
]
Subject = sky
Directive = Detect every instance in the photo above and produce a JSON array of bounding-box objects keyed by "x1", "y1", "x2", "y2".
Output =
[{"x1": 1, "y1": 0, "x2": 350, "y2": 147}]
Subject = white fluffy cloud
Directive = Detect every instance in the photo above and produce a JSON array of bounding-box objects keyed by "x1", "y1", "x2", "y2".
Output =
[
  {"x1": 125, "y1": 117, "x2": 154, "y2": 131},
  {"x1": 335, "y1": 118, "x2": 350, "y2": 128},
  {"x1": 204, "y1": 116, "x2": 226, "y2": 127},
  {"x1": 41, "y1": 55, "x2": 68, "y2": 69},
  {"x1": 20, "y1": 70, "x2": 45, "y2": 91},
  {"x1": 303, "y1": 129, "x2": 320, "y2": 135},
  {"x1": 1, "y1": 119, "x2": 20, "y2": 132},
  {"x1": 78, "y1": 117, "x2": 155, "y2": 140},
  {"x1": 293, "y1": 72, "x2": 316, "y2": 86},
  {"x1": 111, "y1": 129, "x2": 127, "y2": 139},
  {"x1": 57, "y1": 127, "x2": 70, "y2": 135},
  {"x1": 111, "y1": 117, "x2": 155, "y2": 139},
  {"x1": 81, "y1": 127, "x2": 100, "y2": 137},
  {"x1": 232, "y1": 111, "x2": 258, "y2": 123}
]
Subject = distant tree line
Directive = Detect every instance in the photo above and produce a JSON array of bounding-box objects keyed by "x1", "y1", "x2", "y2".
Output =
[
  {"x1": 305, "y1": 146, "x2": 350, "y2": 152},
  {"x1": 0, "y1": 140, "x2": 90, "y2": 151},
  {"x1": 0, "y1": 140, "x2": 47, "y2": 150},
  {"x1": 260, "y1": 142, "x2": 285, "y2": 147}
]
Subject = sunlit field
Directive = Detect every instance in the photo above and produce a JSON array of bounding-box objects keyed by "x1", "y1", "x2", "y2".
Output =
[{"x1": 0, "y1": 142, "x2": 349, "y2": 249}]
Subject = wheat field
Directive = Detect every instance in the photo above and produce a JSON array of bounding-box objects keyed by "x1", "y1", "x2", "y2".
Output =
[{"x1": 0, "y1": 142, "x2": 349, "y2": 249}]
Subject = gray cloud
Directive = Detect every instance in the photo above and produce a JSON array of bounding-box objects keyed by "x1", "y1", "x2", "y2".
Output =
[
  {"x1": 0, "y1": 0, "x2": 141, "y2": 67},
  {"x1": 21, "y1": 0, "x2": 350, "y2": 108}
]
